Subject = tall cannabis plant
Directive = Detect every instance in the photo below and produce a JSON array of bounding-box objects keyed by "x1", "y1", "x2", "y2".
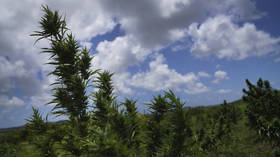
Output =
[
  {"x1": 32, "y1": 6, "x2": 94, "y2": 137},
  {"x1": 145, "y1": 91, "x2": 193, "y2": 157},
  {"x1": 93, "y1": 71, "x2": 115, "y2": 127},
  {"x1": 85, "y1": 71, "x2": 141, "y2": 156},
  {"x1": 164, "y1": 91, "x2": 192, "y2": 157},
  {"x1": 197, "y1": 100, "x2": 241, "y2": 154},
  {"x1": 146, "y1": 94, "x2": 171, "y2": 157}
]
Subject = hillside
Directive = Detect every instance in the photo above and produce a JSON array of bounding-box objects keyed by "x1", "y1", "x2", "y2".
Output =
[{"x1": 0, "y1": 99, "x2": 278, "y2": 157}]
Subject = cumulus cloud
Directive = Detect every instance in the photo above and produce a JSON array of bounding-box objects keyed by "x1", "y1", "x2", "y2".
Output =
[
  {"x1": 94, "y1": 53, "x2": 210, "y2": 95},
  {"x1": 188, "y1": 15, "x2": 280, "y2": 60},
  {"x1": 91, "y1": 0, "x2": 265, "y2": 85},
  {"x1": 46, "y1": 0, "x2": 115, "y2": 41},
  {"x1": 171, "y1": 44, "x2": 189, "y2": 52},
  {"x1": 274, "y1": 58, "x2": 280, "y2": 63},
  {"x1": 112, "y1": 72, "x2": 133, "y2": 95},
  {"x1": 213, "y1": 70, "x2": 229, "y2": 84},
  {"x1": 216, "y1": 89, "x2": 232, "y2": 94},
  {"x1": 198, "y1": 71, "x2": 211, "y2": 78},
  {"x1": 0, "y1": 96, "x2": 24, "y2": 107},
  {"x1": 98, "y1": 0, "x2": 259, "y2": 50},
  {"x1": 80, "y1": 41, "x2": 93, "y2": 50},
  {"x1": 92, "y1": 36, "x2": 151, "y2": 73},
  {"x1": 128, "y1": 54, "x2": 209, "y2": 94},
  {"x1": 0, "y1": 0, "x2": 264, "y2": 105},
  {"x1": 0, "y1": 56, "x2": 47, "y2": 107},
  {"x1": 0, "y1": 57, "x2": 27, "y2": 80}
]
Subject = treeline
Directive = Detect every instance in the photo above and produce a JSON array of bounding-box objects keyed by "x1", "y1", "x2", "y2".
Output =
[{"x1": 1, "y1": 6, "x2": 280, "y2": 157}]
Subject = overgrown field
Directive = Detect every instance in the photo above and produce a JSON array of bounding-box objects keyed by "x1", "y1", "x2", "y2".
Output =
[{"x1": 0, "y1": 100, "x2": 279, "y2": 157}]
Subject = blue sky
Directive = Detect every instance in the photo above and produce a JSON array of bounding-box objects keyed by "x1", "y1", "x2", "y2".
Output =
[{"x1": 0, "y1": 0, "x2": 280, "y2": 128}]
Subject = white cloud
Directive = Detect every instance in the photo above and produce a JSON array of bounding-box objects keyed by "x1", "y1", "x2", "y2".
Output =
[
  {"x1": 98, "y1": 0, "x2": 259, "y2": 50},
  {"x1": 128, "y1": 54, "x2": 209, "y2": 94},
  {"x1": 0, "y1": 57, "x2": 28, "y2": 80},
  {"x1": 213, "y1": 70, "x2": 229, "y2": 83},
  {"x1": 216, "y1": 89, "x2": 232, "y2": 94},
  {"x1": 184, "y1": 82, "x2": 210, "y2": 94},
  {"x1": 0, "y1": 55, "x2": 53, "y2": 107},
  {"x1": 158, "y1": 0, "x2": 259, "y2": 19},
  {"x1": 198, "y1": 71, "x2": 211, "y2": 78},
  {"x1": 159, "y1": 0, "x2": 192, "y2": 18},
  {"x1": 0, "y1": 0, "x2": 56, "y2": 111},
  {"x1": 46, "y1": 0, "x2": 116, "y2": 41},
  {"x1": 80, "y1": 41, "x2": 93, "y2": 50},
  {"x1": 88, "y1": 0, "x2": 263, "y2": 95},
  {"x1": 0, "y1": 56, "x2": 44, "y2": 96},
  {"x1": 274, "y1": 57, "x2": 280, "y2": 63},
  {"x1": 171, "y1": 44, "x2": 188, "y2": 52},
  {"x1": 112, "y1": 72, "x2": 133, "y2": 95},
  {"x1": 188, "y1": 15, "x2": 280, "y2": 60},
  {"x1": 0, "y1": 96, "x2": 24, "y2": 107},
  {"x1": 93, "y1": 36, "x2": 151, "y2": 73},
  {"x1": 168, "y1": 28, "x2": 188, "y2": 42}
]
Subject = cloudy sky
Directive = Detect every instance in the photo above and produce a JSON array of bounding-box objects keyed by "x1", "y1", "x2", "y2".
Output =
[{"x1": 1, "y1": 0, "x2": 280, "y2": 128}]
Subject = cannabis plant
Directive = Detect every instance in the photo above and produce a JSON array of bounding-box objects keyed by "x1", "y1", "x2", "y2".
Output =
[
  {"x1": 32, "y1": 5, "x2": 96, "y2": 139},
  {"x1": 243, "y1": 78, "x2": 280, "y2": 146}
]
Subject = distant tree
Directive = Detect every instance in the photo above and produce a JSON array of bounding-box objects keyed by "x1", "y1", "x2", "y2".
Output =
[{"x1": 243, "y1": 78, "x2": 280, "y2": 147}]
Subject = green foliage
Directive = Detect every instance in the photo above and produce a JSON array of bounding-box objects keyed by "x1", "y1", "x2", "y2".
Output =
[
  {"x1": 93, "y1": 71, "x2": 115, "y2": 127},
  {"x1": 2, "y1": 99, "x2": 278, "y2": 157},
  {"x1": 31, "y1": 5, "x2": 67, "y2": 42},
  {"x1": 32, "y1": 5, "x2": 94, "y2": 135},
  {"x1": 145, "y1": 91, "x2": 193, "y2": 157},
  {"x1": 164, "y1": 91, "x2": 192, "y2": 157},
  {"x1": 196, "y1": 100, "x2": 241, "y2": 154},
  {"x1": 214, "y1": 100, "x2": 241, "y2": 140},
  {"x1": 26, "y1": 107, "x2": 47, "y2": 134},
  {"x1": 122, "y1": 99, "x2": 142, "y2": 149},
  {"x1": 82, "y1": 117, "x2": 133, "y2": 157},
  {"x1": 0, "y1": 143, "x2": 17, "y2": 157},
  {"x1": 30, "y1": 6, "x2": 98, "y2": 155},
  {"x1": 146, "y1": 94, "x2": 171, "y2": 156},
  {"x1": 243, "y1": 78, "x2": 280, "y2": 146},
  {"x1": 86, "y1": 72, "x2": 143, "y2": 156},
  {"x1": 25, "y1": 108, "x2": 56, "y2": 157}
]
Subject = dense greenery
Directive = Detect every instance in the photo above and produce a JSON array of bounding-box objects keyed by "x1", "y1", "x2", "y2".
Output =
[
  {"x1": 0, "y1": 6, "x2": 279, "y2": 157},
  {"x1": 243, "y1": 79, "x2": 280, "y2": 155}
]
